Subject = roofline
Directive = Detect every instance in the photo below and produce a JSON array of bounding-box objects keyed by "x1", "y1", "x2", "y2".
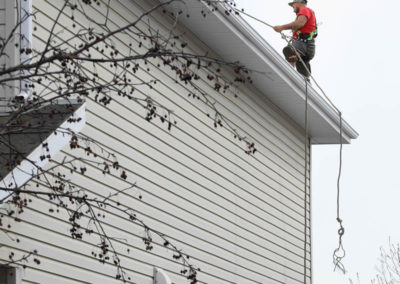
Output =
[
  {"x1": 210, "y1": 2, "x2": 359, "y2": 144},
  {"x1": 160, "y1": 0, "x2": 358, "y2": 144}
]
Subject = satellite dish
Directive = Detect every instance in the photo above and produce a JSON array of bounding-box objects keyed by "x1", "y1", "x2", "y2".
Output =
[{"x1": 153, "y1": 267, "x2": 172, "y2": 284}]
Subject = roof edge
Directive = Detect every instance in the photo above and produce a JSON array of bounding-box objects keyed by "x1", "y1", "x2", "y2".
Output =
[{"x1": 209, "y1": 2, "x2": 359, "y2": 144}]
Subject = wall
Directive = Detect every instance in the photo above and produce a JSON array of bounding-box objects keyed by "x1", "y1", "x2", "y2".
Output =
[{"x1": 0, "y1": 0, "x2": 311, "y2": 283}]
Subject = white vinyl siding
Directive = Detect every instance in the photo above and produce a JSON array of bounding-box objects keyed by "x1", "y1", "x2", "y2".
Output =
[{"x1": 0, "y1": 0, "x2": 311, "y2": 283}]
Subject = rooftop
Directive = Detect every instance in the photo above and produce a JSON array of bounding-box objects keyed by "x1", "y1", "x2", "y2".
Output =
[{"x1": 162, "y1": 0, "x2": 358, "y2": 144}]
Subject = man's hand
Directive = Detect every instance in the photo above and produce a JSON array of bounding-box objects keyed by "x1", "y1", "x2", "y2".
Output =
[{"x1": 273, "y1": 26, "x2": 284, "y2": 33}]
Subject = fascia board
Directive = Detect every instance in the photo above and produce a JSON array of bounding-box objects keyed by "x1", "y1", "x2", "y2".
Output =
[{"x1": 0, "y1": 103, "x2": 86, "y2": 203}]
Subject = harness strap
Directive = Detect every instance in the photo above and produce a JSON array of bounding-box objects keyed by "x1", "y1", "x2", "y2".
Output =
[{"x1": 307, "y1": 29, "x2": 317, "y2": 40}]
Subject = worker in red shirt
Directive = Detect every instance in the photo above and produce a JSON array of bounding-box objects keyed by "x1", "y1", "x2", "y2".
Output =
[{"x1": 273, "y1": 0, "x2": 317, "y2": 79}]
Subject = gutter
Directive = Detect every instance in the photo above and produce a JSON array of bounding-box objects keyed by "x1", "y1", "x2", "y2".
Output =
[
  {"x1": 160, "y1": 0, "x2": 358, "y2": 144},
  {"x1": 212, "y1": 2, "x2": 359, "y2": 143}
]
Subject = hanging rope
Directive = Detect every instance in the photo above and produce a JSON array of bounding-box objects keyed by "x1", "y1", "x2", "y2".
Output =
[
  {"x1": 303, "y1": 78, "x2": 309, "y2": 283},
  {"x1": 227, "y1": 5, "x2": 347, "y2": 275},
  {"x1": 333, "y1": 112, "x2": 346, "y2": 273},
  {"x1": 232, "y1": 8, "x2": 275, "y2": 29}
]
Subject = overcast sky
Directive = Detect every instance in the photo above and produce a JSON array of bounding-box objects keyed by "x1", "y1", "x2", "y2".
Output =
[{"x1": 234, "y1": 0, "x2": 400, "y2": 283}]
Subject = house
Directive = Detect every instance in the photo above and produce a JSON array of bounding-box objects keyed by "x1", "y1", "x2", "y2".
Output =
[{"x1": 0, "y1": 0, "x2": 358, "y2": 283}]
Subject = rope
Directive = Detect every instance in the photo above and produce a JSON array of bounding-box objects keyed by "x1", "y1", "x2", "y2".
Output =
[
  {"x1": 303, "y1": 78, "x2": 309, "y2": 283},
  {"x1": 229, "y1": 5, "x2": 347, "y2": 275},
  {"x1": 333, "y1": 112, "x2": 346, "y2": 273},
  {"x1": 229, "y1": 5, "x2": 340, "y2": 112},
  {"x1": 229, "y1": 7, "x2": 293, "y2": 42},
  {"x1": 233, "y1": 8, "x2": 274, "y2": 29}
]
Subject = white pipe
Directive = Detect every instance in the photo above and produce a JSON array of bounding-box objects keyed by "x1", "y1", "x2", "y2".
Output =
[{"x1": 18, "y1": 0, "x2": 32, "y2": 100}]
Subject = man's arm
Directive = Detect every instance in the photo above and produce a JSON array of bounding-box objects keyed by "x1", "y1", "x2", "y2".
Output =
[{"x1": 273, "y1": 15, "x2": 308, "y2": 33}]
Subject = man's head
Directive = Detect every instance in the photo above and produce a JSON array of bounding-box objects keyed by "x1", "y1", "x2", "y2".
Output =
[{"x1": 288, "y1": 0, "x2": 307, "y2": 13}]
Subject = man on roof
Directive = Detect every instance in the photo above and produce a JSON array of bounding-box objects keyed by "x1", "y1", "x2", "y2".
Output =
[{"x1": 273, "y1": 0, "x2": 317, "y2": 80}]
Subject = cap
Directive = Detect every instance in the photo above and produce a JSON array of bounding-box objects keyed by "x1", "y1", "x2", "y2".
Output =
[{"x1": 288, "y1": 0, "x2": 307, "y2": 6}]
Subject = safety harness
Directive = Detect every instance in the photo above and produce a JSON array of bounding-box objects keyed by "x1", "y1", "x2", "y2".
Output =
[{"x1": 295, "y1": 10, "x2": 318, "y2": 41}]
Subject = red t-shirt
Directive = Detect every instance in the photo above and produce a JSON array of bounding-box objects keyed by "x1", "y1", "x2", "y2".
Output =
[{"x1": 293, "y1": 7, "x2": 316, "y2": 37}]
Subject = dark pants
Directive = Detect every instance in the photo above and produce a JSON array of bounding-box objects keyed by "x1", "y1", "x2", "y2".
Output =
[{"x1": 285, "y1": 38, "x2": 315, "y2": 77}]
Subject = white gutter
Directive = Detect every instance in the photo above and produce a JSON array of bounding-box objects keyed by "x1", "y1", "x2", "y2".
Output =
[
  {"x1": 17, "y1": 0, "x2": 32, "y2": 100},
  {"x1": 225, "y1": 10, "x2": 358, "y2": 143},
  {"x1": 211, "y1": 1, "x2": 358, "y2": 144}
]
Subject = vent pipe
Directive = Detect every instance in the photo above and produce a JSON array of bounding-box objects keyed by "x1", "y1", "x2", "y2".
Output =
[
  {"x1": 18, "y1": 0, "x2": 32, "y2": 100},
  {"x1": 153, "y1": 267, "x2": 171, "y2": 284}
]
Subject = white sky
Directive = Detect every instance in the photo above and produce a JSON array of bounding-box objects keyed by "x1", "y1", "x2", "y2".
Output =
[{"x1": 234, "y1": 0, "x2": 400, "y2": 283}]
